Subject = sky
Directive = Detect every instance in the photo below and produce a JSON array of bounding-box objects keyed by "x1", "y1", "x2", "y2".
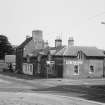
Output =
[{"x1": 0, "y1": 0, "x2": 105, "y2": 49}]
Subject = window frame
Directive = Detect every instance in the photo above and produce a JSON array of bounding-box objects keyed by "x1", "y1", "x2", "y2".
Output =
[
  {"x1": 89, "y1": 65, "x2": 95, "y2": 74},
  {"x1": 73, "y1": 64, "x2": 79, "y2": 75}
]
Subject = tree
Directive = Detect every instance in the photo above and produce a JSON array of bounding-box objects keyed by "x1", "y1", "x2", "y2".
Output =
[{"x1": 0, "y1": 35, "x2": 14, "y2": 59}]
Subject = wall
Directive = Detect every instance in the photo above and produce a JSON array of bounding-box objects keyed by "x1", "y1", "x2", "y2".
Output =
[
  {"x1": 23, "y1": 39, "x2": 44, "y2": 57},
  {"x1": 16, "y1": 48, "x2": 23, "y2": 72},
  {"x1": 84, "y1": 59, "x2": 103, "y2": 78},
  {"x1": 54, "y1": 56, "x2": 63, "y2": 78},
  {"x1": 63, "y1": 57, "x2": 104, "y2": 79},
  {"x1": 0, "y1": 60, "x2": 8, "y2": 71},
  {"x1": 23, "y1": 40, "x2": 35, "y2": 57}
]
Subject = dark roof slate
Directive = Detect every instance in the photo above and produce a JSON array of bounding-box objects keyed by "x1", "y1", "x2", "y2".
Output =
[
  {"x1": 56, "y1": 46, "x2": 105, "y2": 57},
  {"x1": 49, "y1": 46, "x2": 65, "y2": 55},
  {"x1": 31, "y1": 46, "x2": 65, "y2": 57},
  {"x1": 31, "y1": 48, "x2": 49, "y2": 56},
  {"x1": 17, "y1": 37, "x2": 32, "y2": 49}
]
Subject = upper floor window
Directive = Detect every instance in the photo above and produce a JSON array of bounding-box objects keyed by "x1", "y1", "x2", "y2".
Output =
[{"x1": 77, "y1": 51, "x2": 84, "y2": 60}]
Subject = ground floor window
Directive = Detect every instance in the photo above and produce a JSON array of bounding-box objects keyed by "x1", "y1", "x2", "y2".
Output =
[
  {"x1": 89, "y1": 65, "x2": 95, "y2": 73},
  {"x1": 74, "y1": 65, "x2": 79, "y2": 75},
  {"x1": 23, "y1": 63, "x2": 33, "y2": 75}
]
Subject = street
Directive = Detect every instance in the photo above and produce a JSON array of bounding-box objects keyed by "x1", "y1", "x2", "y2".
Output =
[{"x1": 0, "y1": 74, "x2": 105, "y2": 105}]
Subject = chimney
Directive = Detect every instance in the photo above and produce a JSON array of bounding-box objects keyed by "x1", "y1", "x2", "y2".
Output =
[
  {"x1": 68, "y1": 37, "x2": 74, "y2": 47},
  {"x1": 26, "y1": 35, "x2": 30, "y2": 39},
  {"x1": 32, "y1": 30, "x2": 43, "y2": 41},
  {"x1": 55, "y1": 36, "x2": 62, "y2": 47}
]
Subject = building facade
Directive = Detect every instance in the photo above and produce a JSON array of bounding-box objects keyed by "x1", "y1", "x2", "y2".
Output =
[
  {"x1": 56, "y1": 46, "x2": 105, "y2": 79},
  {"x1": 16, "y1": 30, "x2": 105, "y2": 78},
  {"x1": 16, "y1": 30, "x2": 45, "y2": 73}
]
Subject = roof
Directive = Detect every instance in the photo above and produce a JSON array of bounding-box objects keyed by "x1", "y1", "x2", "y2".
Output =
[
  {"x1": 29, "y1": 46, "x2": 65, "y2": 57},
  {"x1": 31, "y1": 48, "x2": 49, "y2": 57},
  {"x1": 56, "y1": 46, "x2": 105, "y2": 57},
  {"x1": 49, "y1": 46, "x2": 65, "y2": 55},
  {"x1": 17, "y1": 37, "x2": 32, "y2": 49}
]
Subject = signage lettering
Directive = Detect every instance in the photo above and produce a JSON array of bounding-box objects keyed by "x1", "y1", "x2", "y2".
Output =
[{"x1": 66, "y1": 60, "x2": 83, "y2": 65}]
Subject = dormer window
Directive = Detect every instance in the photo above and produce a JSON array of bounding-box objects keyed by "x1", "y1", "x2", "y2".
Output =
[
  {"x1": 77, "y1": 51, "x2": 84, "y2": 60},
  {"x1": 77, "y1": 51, "x2": 82, "y2": 59}
]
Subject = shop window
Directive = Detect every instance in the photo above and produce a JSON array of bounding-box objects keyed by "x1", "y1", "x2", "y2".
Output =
[
  {"x1": 89, "y1": 65, "x2": 94, "y2": 73},
  {"x1": 74, "y1": 65, "x2": 79, "y2": 75}
]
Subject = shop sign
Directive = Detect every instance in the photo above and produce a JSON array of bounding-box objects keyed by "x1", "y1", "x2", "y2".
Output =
[
  {"x1": 46, "y1": 61, "x2": 55, "y2": 65},
  {"x1": 66, "y1": 60, "x2": 83, "y2": 65}
]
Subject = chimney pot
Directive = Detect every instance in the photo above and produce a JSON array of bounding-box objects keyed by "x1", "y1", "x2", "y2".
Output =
[
  {"x1": 55, "y1": 36, "x2": 62, "y2": 47},
  {"x1": 68, "y1": 37, "x2": 74, "y2": 47}
]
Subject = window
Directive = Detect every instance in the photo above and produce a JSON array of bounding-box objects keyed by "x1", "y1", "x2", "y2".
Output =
[
  {"x1": 77, "y1": 51, "x2": 84, "y2": 60},
  {"x1": 29, "y1": 64, "x2": 33, "y2": 73},
  {"x1": 89, "y1": 65, "x2": 94, "y2": 73},
  {"x1": 23, "y1": 63, "x2": 33, "y2": 75},
  {"x1": 74, "y1": 65, "x2": 79, "y2": 75}
]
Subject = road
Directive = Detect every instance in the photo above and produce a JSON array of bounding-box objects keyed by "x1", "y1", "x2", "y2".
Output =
[{"x1": 0, "y1": 74, "x2": 105, "y2": 105}]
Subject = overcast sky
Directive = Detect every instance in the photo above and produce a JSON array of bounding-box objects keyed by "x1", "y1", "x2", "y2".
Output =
[{"x1": 0, "y1": 0, "x2": 105, "y2": 49}]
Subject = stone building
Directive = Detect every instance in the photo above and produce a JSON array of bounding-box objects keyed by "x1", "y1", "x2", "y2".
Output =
[
  {"x1": 16, "y1": 30, "x2": 45, "y2": 73},
  {"x1": 16, "y1": 30, "x2": 105, "y2": 78},
  {"x1": 56, "y1": 38, "x2": 105, "y2": 78},
  {"x1": 16, "y1": 30, "x2": 64, "y2": 77}
]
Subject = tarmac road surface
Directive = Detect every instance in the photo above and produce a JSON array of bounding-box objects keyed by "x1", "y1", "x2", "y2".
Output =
[
  {"x1": 0, "y1": 74, "x2": 104, "y2": 105},
  {"x1": 0, "y1": 92, "x2": 104, "y2": 105}
]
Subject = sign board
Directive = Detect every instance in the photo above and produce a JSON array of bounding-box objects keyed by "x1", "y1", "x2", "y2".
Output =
[
  {"x1": 46, "y1": 61, "x2": 55, "y2": 65},
  {"x1": 66, "y1": 60, "x2": 83, "y2": 65}
]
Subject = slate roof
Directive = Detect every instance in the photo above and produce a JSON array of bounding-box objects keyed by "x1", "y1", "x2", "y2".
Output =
[
  {"x1": 17, "y1": 37, "x2": 32, "y2": 49},
  {"x1": 56, "y1": 46, "x2": 105, "y2": 57},
  {"x1": 31, "y1": 48, "x2": 49, "y2": 56},
  {"x1": 31, "y1": 46, "x2": 65, "y2": 57},
  {"x1": 49, "y1": 46, "x2": 65, "y2": 55}
]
